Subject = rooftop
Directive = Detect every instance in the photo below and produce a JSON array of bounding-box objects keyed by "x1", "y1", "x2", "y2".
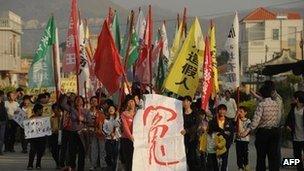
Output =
[{"x1": 241, "y1": 7, "x2": 301, "y2": 22}]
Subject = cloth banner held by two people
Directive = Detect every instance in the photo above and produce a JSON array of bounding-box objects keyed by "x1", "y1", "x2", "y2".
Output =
[{"x1": 133, "y1": 94, "x2": 186, "y2": 171}]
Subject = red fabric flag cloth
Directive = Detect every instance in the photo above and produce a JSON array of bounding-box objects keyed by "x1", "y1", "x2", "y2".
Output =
[
  {"x1": 201, "y1": 37, "x2": 213, "y2": 111},
  {"x1": 94, "y1": 20, "x2": 124, "y2": 95},
  {"x1": 135, "y1": 5, "x2": 153, "y2": 84},
  {"x1": 62, "y1": 0, "x2": 80, "y2": 73}
]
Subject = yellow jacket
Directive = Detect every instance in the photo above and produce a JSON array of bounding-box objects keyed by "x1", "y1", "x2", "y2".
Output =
[
  {"x1": 199, "y1": 132, "x2": 207, "y2": 152},
  {"x1": 215, "y1": 133, "x2": 227, "y2": 157}
]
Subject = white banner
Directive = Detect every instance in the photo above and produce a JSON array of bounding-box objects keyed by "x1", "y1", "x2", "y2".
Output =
[
  {"x1": 133, "y1": 94, "x2": 186, "y2": 171},
  {"x1": 23, "y1": 117, "x2": 52, "y2": 139},
  {"x1": 225, "y1": 12, "x2": 240, "y2": 89},
  {"x1": 13, "y1": 108, "x2": 27, "y2": 128}
]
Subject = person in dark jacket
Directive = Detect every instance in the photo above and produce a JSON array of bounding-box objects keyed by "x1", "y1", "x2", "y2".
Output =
[
  {"x1": 208, "y1": 104, "x2": 234, "y2": 171},
  {"x1": 285, "y1": 91, "x2": 304, "y2": 171},
  {"x1": 0, "y1": 90, "x2": 7, "y2": 155},
  {"x1": 181, "y1": 96, "x2": 201, "y2": 171}
]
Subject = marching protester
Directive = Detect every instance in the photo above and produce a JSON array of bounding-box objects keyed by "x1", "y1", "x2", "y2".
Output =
[
  {"x1": 49, "y1": 103, "x2": 61, "y2": 169},
  {"x1": 103, "y1": 104, "x2": 121, "y2": 171},
  {"x1": 88, "y1": 96, "x2": 107, "y2": 171},
  {"x1": 208, "y1": 104, "x2": 234, "y2": 171},
  {"x1": 181, "y1": 96, "x2": 201, "y2": 170},
  {"x1": 120, "y1": 95, "x2": 136, "y2": 171},
  {"x1": 219, "y1": 90, "x2": 237, "y2": 124},
  {"x1": 4, "y1": 91, "x2": 19, "y2": 152},
  {"x1": 27, "y1": 104, "x2": 47, "y2": 170},
  {"x1": 235, "y1": 106, "x2": 251, "y2": 171},
  {"x1": 285, "y1": 91, "x2": 304, "y2": 171},
  {"x1": 60, "y1": 94, "x2": 91, "y2": 171},
  {"x1": 58, "y1": 93, "x2": 75, "y2": 168},
  {"x1": 240, "y1": 85, "x2": 281, "y2": 171},
  {"x1": 0, "y1": 90, "x2": 7, "y2": 155}
]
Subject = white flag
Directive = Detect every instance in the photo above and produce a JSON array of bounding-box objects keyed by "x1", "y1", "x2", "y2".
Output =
[
  {"x1": 133, "y1": 94, "x2": 187, "y2": 171},
  {"x1": 135, "y1": 9, "x2": 146, "y2": 44},
  {"x1": 225, "y1": 12, "x2": 240, "y2": 89},
  {"x1": 78, "y1": 20, "x2": 91, "y2": 97}
]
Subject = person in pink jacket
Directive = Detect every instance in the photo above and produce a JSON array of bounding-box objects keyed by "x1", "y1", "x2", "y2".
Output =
[{"x1": 120, "y1": 95, "x2": 136, "y2": 171}]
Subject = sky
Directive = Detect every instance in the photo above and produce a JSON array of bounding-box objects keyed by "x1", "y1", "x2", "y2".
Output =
[{"x1": 109, "y1": 0, "x2": 303, "y2": 16}]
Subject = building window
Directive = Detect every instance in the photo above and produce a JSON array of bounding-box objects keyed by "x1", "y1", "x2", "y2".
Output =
[
  {"x1": 249, "y1": 22, "x2": 265, "y2": 41},
  {"x1": 288, "y1": 27, "x2": 296, "y2": 47},
  {"x1": 272, "y1": 29, "x2": 279, "y2": 40}
]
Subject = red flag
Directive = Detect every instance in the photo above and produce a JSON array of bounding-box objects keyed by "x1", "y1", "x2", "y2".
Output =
[
  {"x1": 62, "y1": 0, "x2": 80, "y2": 73},
  {"x1": 94, "y1": 20, "x2": 124, "y2": 95},
  {"x1": 135, "y1": 5, "x2": 153, "y2": 84},
  {"x1": 201, "y1": 37, "x2": 213, "y2": 111}
]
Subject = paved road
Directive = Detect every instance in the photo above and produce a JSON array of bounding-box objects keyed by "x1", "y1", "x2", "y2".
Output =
[{"x1": 0, "y1": 141, "x2": 298, "y2": 171}]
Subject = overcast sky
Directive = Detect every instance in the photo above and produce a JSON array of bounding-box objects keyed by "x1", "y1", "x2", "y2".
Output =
[{"x1": 109, "y1": 0, "x2": 303, "y2": 16}]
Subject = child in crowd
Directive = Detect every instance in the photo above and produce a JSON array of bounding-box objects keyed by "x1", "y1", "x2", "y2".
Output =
[
  {"x1": 235, "y1": 106, "x2": 251, "y2": 171},
  {"x1": 103, "y1": 104, "x2": 121, "y2": 171},
  {"x1": 27, "y1": 104, "x2": 47, "y2": 170}
]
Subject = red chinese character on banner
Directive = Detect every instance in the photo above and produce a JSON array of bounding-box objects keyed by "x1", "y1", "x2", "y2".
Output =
[{"x1": 143, "y1": 106, "x2": 179, "y2": 166}]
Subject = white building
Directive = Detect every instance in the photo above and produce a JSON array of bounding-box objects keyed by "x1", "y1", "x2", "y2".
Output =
[
  {"x1": 240, "y1": 7, "x2": 303, "y2": 74},
  {"x1": 0, "y1": 11, "x2": 22, "y2": 87}
]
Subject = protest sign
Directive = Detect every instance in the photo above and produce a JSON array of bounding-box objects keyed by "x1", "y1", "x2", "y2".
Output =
[
  {"x1": 133, "y1": 94, "x2": 186, "y2": 171},
  {"x1": 23, "y1": 117, "x2": 52, "y2": 139},
  {"x1": 13, "y1": 108, "x2": 27, "y2": 128}
]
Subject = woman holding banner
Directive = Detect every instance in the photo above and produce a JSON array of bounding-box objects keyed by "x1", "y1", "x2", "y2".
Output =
[{"x1": 120, "y1": 95, "x2": 136, "y2": 171}]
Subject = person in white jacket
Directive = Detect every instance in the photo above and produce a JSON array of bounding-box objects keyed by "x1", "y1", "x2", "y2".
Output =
[{"x1": 103, "y1": 104, "x2": 121, "y2": 171}]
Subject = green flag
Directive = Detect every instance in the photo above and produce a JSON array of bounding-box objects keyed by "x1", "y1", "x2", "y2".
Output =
[
  {"x1": 28, "y1": 16, "x2": 56, "y2": 88},
  {"x1": 111, "y1": 11, "x2": 121, "y2": 52},
  {"x1": 126, "y1": 28, "x2": 139, "y2": 68}
]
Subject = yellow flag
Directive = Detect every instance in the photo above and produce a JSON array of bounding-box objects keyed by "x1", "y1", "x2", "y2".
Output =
[
  {"x1": 169, "y1": 21, "x2": 184, "y2": 67},
  {"x1": 164, "y1": 18, "x2": 204, "y2": 98},
  {"x1": 209, "y1": 22, "x2": 219, "y2": 94}
]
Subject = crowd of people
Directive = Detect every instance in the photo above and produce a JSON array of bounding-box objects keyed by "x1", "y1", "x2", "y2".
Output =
[{"x1": 0, "y1": 80, "x2": 303, "y2": 171}]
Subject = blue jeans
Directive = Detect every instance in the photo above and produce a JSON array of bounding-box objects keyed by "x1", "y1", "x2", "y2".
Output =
[
  {"x1": 0, "y1": 121, "x2": 6, "y2": 153},
  {"x1": 105, "y1": 139, "x2": 119, "y2": 171}
]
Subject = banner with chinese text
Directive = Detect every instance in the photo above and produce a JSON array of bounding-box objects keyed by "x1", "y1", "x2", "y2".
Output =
[
  {"x1": 133, "y1": 94, "x2": 186, "y2": 171},
  {"x1": 23, "y1": 117, "x2": 52, "y2": 139},
  {"x1": 163, "y1": 18, "x2": 204, "y2": 98}
]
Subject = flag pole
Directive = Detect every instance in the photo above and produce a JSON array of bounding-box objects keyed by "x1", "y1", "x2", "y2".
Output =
[
  {"x1": 177, "y1": 13, "x2": 180, "y2": 28},
  {"x1": 182, "y1": 7, "x2": 187, "y2": 35},
  {"x1": 74, "y1": 8, "x2": 81, "y2": 96},
  {"x1": 122, "y1": 10, "x2": 135, "y2": 94},
  {"x1": 148, "y1": 5, "x2": 153, "y2": 93},
  {"x1": 52, "y1": 15, "x2": 60, "y2": 101}
]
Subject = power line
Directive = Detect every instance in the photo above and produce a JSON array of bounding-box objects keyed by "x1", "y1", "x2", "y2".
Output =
[{"x1": 18, "y1": 0, "x2": 302, "y2": 31}]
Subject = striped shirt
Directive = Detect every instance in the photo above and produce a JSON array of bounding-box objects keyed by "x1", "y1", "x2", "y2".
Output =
[{"x1": 249, "y1": 98, "x2": 280, "y2": 131}]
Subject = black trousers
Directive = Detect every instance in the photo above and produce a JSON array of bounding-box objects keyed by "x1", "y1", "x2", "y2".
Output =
[
  {"x1": 105, "y1": 139, "x2": 119, "y2": 171},
  {"x1": 27, "y1": 137, "x2": 47, "y2": 167},
  {"x1": 68, "y1": 131, "x2": 85, "y2": 171},
  {"x1": 120, "y1": 138, "x2": 133, "y2": 171},
  {"x1": 293, "y1": 141, "x2": 304, "y2": 171},
  {"x1": 236, "y1": 140, "x2": 249, "y2": 169},
  {"x1": 255, "y1": 128, "x2": 280, "y2": 171},
  {"x1": 19, "y1": 126, "x2": 28, "y2": 152},
  {"x1": 48, "y1": 133, "x2": 60, "y2": 166},
  {"x1": 207, "y1": 153, "x2": 218, "y2": 171},
  {"x1": 219, "y1": 152, "x2": 228, "y2": 171},
  {"x1": 4, "y1": 120, "x2": 17, "y2": 151},
  {"x1": 185, "y1": 139, "x2": 201, "y2": 171},
  {"x1": 59, "y1": 129, "x2": 71, "y2": 167}
]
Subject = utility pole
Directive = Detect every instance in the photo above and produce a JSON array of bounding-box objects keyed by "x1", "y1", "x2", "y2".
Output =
[
  {"x1": 300, "y1": 30, "x2": 303, "y2": 60},
  {"x1": 265, "y1": 45, "x2": 269, "y2": 63}
]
